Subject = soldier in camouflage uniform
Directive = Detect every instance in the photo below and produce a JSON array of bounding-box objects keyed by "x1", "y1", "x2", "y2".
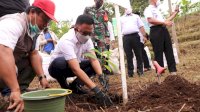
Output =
[{"x1": 84, "y1": 0, "x2": 110, "y2": 55}]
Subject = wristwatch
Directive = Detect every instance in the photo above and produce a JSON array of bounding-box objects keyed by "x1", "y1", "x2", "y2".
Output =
[{"x1": 38, "y1": 75, "x2": 46, "y2": 81}]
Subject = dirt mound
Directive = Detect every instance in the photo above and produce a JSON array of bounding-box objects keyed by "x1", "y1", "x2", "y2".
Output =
[{"x1": 125, "y1": 75, "x2": 200, "y2": 112}]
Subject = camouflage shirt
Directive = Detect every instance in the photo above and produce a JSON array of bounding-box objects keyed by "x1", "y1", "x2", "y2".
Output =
[{"x1": 84, "y1": 6, "x2": 110, "y2": 41}]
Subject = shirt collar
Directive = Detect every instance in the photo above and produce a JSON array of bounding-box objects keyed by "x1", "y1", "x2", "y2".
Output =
[{"x1": 149, "y1": 5, "x2": 157, "y2": 8}]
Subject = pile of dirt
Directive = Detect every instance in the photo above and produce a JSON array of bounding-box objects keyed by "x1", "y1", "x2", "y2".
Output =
[{"x1": 125, "y1": 75, "x2": 200, "y2": 112}]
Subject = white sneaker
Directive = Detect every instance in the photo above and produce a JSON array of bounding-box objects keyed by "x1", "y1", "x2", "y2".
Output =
[{"x1": 170, "y1": 72, "x2": 177, "y2": 75}]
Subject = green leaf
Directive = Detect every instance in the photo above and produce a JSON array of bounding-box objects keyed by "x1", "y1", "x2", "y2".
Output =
[
  {"x1": 92, "y1": 49, "x2": 102, "y2": 55},
  {"x1": 104, "y1": 65, "x2": 112, "y2": 72},
  {"x1": 83, "y1": 53, "x2": 97, "y2": 59},
  {"x1": 102, "y1": 51, "x2": 111, "y2": 57},
  {"x1": 105, "y1": 60, "x2": 117, "y2": 71}
]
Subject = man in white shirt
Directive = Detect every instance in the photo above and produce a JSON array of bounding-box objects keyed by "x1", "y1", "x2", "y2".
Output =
[
  {"x1": 48, "y1": 15, "x2": 113, "y2": 107},
  {"x1": 120, "y1": 8, "x2": 147, "y2": 77},
  {"x1": 144, "y1": 0, "x2": 179, "y2": 75},
  {"x1": 0, "y1": 0, "x2": 56, "y2": 111}
]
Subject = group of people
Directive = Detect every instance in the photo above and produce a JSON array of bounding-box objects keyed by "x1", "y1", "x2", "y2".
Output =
[
  {"x1": 0, "y1": 0, "x2": 179, "y2": 111},
  {"x1": 121, "y1": 0, "x2": 179, "y2": 77}
]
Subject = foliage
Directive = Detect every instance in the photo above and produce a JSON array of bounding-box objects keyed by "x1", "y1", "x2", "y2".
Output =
[
  {"x1": 130, "y1": 0, "x2": 149, "y2": 16},
  {"x1": 84, "y1": 49, "x2": 117, "y2": 73},
  {"x1": 179, "y1": 0, "x2": 191, "y2": 17},
  {"x1": 49, "y1": 21, "x2": 71, "y2": 38}
]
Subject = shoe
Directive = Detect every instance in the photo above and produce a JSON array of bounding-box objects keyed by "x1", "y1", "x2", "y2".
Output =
[
  {"x1": 128, "y1": 74, "x2": 134, "y2": 77},
  {"x1": 144, "y1": 67, "x2": 151, "y2": 72},
  {"x1": 137, "y1": 71, "x2": 144, "y2": 77},
  {"x1": 170, "y1": 72, "x2": 177, "y2": 75}
]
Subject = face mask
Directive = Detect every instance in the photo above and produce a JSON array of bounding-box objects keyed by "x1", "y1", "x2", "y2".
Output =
[
  {"x1": 125, "y1": 8, "x2": 132, "y2": 15},
  {"x1": 28, "y1": 14, "x2": 42, "y2": 38},
  {"x1": 76, "y1": 32, "x2": 90, "y2": 44},
  {"x1": 156, "y1": 0, "x2": 161, "y2": 7}
]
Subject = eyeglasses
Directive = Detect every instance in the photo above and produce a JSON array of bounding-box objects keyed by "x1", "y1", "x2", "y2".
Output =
[{"x1": 80, "y1": 31, "x2": 92, "y2": 36}]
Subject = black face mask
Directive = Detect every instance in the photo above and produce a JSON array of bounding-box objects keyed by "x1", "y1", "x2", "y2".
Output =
[{"x1": 95, "y1": 0, "x2": 103, "y2": 9}]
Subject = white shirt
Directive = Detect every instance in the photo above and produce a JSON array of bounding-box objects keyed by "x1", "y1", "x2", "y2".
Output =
[
  {"x1": 120, "y1": 14, "x2": 144, "y2": 35},
  {"x1": 107, "y1": 21, "x2": 115, "y2": 41},
  {"x1": 0, "y1": 16, "x2": 39, "y2": 50},
  {"x1": 144, "y1": 5, "x2": 165, "y2": 27},
  {"x1": 51, "y1": 29, "x2": 94, "y2": 62}
]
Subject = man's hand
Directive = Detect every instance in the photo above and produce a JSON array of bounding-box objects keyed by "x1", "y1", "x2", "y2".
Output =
[
  {"x1": 98, "y1": 74, "x2": 109, "y2": 91},
  {"x1": 8, "y1": 91, "x2": 24, "y2": 112},
  {"x1": 47, "y1": 39, "x2": 53, "y2": 42},
  {"x1": 143, "y1": 37, "x2": 148, "y2": 43},
  {"x1": 40, "y1": 78, "x2": 50, "y2": 89},
  {"x1": 175, "y1": 5, "x2": 180, "y2": 13},
  {"x1": 94, "y1": 90, "x2": 113, "y2": 107},
  {"x1": 164, "y1": 20, "x2": 173, "y2": 26}
]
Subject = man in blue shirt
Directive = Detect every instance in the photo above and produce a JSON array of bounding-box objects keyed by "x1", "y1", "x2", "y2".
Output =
[{"x1": 39, "y1": 28, "x2": 58, "y2": 54}]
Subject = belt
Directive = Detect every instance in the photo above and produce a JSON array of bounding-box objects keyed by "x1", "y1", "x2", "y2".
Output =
[
  {"x1": 123, "y1": 32, "x2": 139, "y2": 36},
  {"x1": 150, "y1": 25, "x2": 165, "y2": 29}
]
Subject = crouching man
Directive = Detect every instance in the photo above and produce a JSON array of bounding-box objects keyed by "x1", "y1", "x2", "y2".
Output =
[{"x1": 48, "y1": 14, "x2": 113, "y2": 107}]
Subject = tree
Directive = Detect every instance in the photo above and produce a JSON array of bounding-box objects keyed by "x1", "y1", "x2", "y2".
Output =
[
  {"x1": 130, "y1": 0, "x2": 149, "y2": 15},
  {"x1": 49, "y1": 21, "x2": 71, "y2": 38}
]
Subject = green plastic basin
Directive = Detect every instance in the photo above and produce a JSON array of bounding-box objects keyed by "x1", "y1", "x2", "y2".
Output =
[{"x1": 21, "y1": 89, "x2": 72, "y2": 112}]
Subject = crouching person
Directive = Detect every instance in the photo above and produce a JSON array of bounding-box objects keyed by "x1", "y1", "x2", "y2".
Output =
[
  {"x1": 48, "y1": 14, "x2": 113, "y2": 107},
  {"x1": 0, "y1": 0, "x2": 57, "y2": 111}
]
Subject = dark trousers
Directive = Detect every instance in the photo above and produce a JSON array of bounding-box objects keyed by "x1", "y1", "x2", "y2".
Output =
[
  {"x1": 123, "y1": 33, "x2": 143, "y2": 75},
  {"x1": 141, "y1": 43, "x2": 150, "y2": 68},
  {"x1": 48, "y1": 57, "x2": 96, "y2": 89},
  {"x1": 150, "y1": 25, "x2": 177, "y2": 72}
]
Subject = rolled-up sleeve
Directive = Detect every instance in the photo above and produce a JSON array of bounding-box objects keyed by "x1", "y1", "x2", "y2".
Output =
[{"x1": 0, "y1": 19, "x2": 23, "y2": 50}]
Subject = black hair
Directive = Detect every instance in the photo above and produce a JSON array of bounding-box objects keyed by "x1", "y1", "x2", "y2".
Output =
[
  {"x1": 134, "y1": 11, "x2": 141, "y2": 16},
  {"x1": 25, "y1": 6, "x2": 43, "y2": 14},
  {"x1": 75, "y1": 14, "x2": 94, "y2": 25}
]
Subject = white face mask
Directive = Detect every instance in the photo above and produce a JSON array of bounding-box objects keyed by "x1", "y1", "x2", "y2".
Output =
[
  {"x1": 76, "y1": 32, "x2": 91, "y2": 44},
  {"x1": 125, "y1": 8, "x2": 132, "y2": 15},
  {"x1": 156, "y1": 0, "x2": 161, "y2": 7}
]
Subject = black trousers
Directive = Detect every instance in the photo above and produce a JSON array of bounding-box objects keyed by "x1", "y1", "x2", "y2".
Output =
[
  {"x1": 150, "y1": 25, "x2": 177, "y2": 72},
  {"x1": 123, "y1": 33, "x2": 143, "y2": 75},
  {"x1": 141, "y1": 43, "x2": 150, "y2": 69},
  {"x1": 48, "y1": 57, "x2": 96, "y2": 89}
]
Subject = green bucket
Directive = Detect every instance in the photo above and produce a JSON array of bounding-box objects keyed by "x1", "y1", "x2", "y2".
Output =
[{"x1": 21, "y1": 89, "x2": 72, "y2": 112}]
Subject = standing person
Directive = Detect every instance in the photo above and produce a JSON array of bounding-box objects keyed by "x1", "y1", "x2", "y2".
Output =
[
  {"x1": 139, "y1": 33, "x2": 151, "y2": 72},
  {"x1": 0, "y1": 0, "x2": 56, "y2": 111},
  {"x1": 120, "y1": 8, "x2": 147, "y2": 77},
  {"x1": 0, "y1": 0, "x2": 30, "y2": 17},
  {"x1": 83, "y1": 0, "x2": 110, "y2": 56},
  {"x1": 135, "y1": 12, "x2": 151, "y2": 72},
  {"x1": 144, "y1": 0, "x2": 179, "y2": 75},
  {"x1": 48, "y1": 14, "x2": 113, "y2": 107},
  {"x1": 38, "y1": 27, "x2": 59, "y2": 54},
  {"x1": 84, "y1": 0, "x2": 111, "y2": 75}
]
